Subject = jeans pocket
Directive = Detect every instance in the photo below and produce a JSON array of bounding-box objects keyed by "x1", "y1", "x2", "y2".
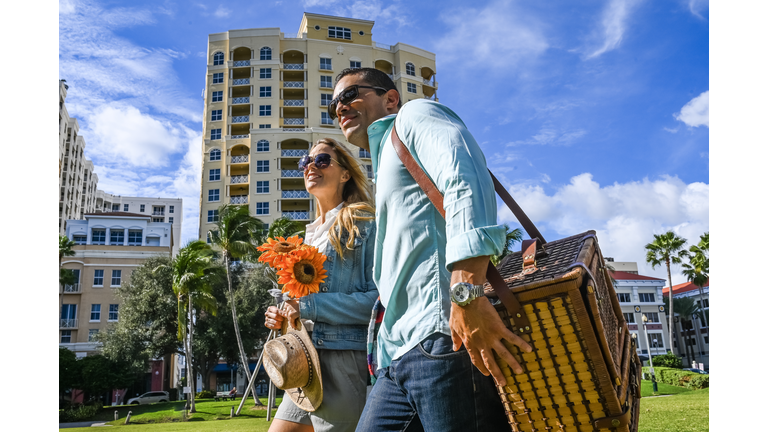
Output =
[{"x1": 416, "y1": 333, "x2": 467, "y2": 360}]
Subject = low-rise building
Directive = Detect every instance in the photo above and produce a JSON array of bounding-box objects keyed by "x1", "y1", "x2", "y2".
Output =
[
  {"x1": 663, "y1": 279, "x2": 709, "y2": 361},
  {"x1": 612, "y1": 270, "x2": 671, "y2": 358}
]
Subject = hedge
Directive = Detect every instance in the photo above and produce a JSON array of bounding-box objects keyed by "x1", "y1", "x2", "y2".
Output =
[
  {"x1": 650, "y1": 353, "x2": 683, "y2": 369},
  {"x1": 196, "y1": 390, "x2": 215, "y2": 399},
  {"x1": 643, "y1": 366, "x2": 708, "y2": 390},
  {"x1": 59, "y1": 402, "x2": 101, "y2": 422}
]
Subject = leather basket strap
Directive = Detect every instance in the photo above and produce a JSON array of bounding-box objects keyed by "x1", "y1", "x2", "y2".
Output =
[{"x1": 390, "y1": 124, "x2": 531, "y2": 332}]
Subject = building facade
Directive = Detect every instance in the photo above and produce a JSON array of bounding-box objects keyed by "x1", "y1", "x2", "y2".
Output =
[
  {"x1": 612, "y1": 270, "x2": 672, "y2": 358},
  {"x1": 663, "y1": 279, "x2": 709, "y2": 361},
  {"x1": 198, "y1": 13, "x2": 438, "y2": 239}
]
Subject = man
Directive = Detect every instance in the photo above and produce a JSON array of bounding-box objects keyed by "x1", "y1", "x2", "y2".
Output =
[{"x1": 330, "y1": 68, "x2": 532, "y2": 431}]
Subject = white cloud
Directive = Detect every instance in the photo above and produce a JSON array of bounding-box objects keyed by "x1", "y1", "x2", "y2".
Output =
[
  {"x1": 214, "y1": 6, "x2": 231, "y2": 18},
  {"x1": 585, "y1": 0, "x2": 641, "y2": 59},
  {"x1": 675, "y1": 91, "x2": 709, "y2": 128},
  {"x1": 687, "y1": 0, "x2": 708, "y2": 19},
  {"x1": 508, "y1": 125, "x2": 587, "y2": 146},
  {"x1": 497, "y1": 173, "x2": 709, "y2": 281}
]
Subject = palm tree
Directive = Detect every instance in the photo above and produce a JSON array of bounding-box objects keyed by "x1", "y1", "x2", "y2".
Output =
[
  {"x1": 645, "y1": 231, "x2": 689, "y2": 353},
  {"x1": 59, "y1": 235, "x2": 77, "y2": 312},
  {"x1": 266, "y1": 216, "x2": 306, "y2": 240},
  {"x1": 681, "y1": 233, "x2": 709, "y2": 328},
  {"x1": 208, "y1": 204, "x2": 264, "y2": 404},
  {"x1": 155, "y1": 240, "x2": 220, "y2": 413},
  {"x1": 671, "y1": 297, "x2": 703, "y2": 367},
  {"x1": 491, "y1": 224, "x2": 524, "y2": 266}
]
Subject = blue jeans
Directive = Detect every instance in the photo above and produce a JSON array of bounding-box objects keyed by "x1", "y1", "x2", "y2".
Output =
[{"x1": 356, "y1": 333, "x2": 508, "y2": 431}]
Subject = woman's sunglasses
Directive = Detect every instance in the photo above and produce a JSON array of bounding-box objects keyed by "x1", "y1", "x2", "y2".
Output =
[
  {"x1": 327, "y1": 85, "x2": 388, "y2": 120},
  {"x1": 298, "y1": 153, "x2": 341, "y2": 172}
]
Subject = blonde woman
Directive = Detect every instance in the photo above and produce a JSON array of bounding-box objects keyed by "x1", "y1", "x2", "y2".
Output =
[{"x1": 264, "y1": 138, "x2": 378, "y2": 432}]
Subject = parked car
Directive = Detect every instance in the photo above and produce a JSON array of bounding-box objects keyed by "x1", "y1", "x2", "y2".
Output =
[
  {"x1": 682, "y1": 368, "x2": 709, "y2": 374},
  {"x1": 126, "y1": 391, "x2": 170, "y2": 405}
]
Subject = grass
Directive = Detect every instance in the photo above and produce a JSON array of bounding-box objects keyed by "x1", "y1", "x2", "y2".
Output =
[
  {"x1": 638, "y1": 388, "x2": 709, "y2": 432},
  {"x1": 640, "y1": 379, "x2": 693, "y2": 397}
]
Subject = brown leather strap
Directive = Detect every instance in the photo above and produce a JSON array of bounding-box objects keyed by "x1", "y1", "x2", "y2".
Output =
[{"x1": 390, "y1": 124, "x2": 532, "y2": 333}]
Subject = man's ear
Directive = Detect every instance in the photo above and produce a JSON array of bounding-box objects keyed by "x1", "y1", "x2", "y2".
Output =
[{"x1": 385, "y1": 89, "x2": 400, "y2": 111}]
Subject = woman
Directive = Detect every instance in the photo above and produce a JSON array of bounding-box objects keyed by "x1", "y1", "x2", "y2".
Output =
[{"x1": 264, "y1": 138, "x2": 378, "y2": 432}]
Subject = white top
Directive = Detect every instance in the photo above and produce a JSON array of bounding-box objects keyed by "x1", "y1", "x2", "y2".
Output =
[{"x1": 304, "y1": 202, "x2": 344, "y2": 254}]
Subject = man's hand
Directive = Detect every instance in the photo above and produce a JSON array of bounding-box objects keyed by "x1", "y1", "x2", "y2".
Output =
[{"x1": 264, "y1": 300, "x2": 300, "y2": 330}]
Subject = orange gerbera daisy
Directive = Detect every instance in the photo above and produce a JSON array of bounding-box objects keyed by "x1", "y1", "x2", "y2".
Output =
[
  {"x1": 277, "y1": 246, "x2": 328, "y2": 299},
  {"x1": 258, "y1": 235, "x2": 304, "y2": 268}
]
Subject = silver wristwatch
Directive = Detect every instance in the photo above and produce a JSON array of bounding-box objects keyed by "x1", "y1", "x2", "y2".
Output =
[{"x1": 449, "y1": 282, "x2": 485, "y2": 307}]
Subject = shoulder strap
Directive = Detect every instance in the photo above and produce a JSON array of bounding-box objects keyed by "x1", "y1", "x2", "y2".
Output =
[{"x1": 390, "y1": 124, "x2": 532, "y2": 334}]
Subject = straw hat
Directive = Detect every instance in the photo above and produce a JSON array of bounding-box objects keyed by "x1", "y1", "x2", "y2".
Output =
[{"x1": 263, "y1": 319, "x2": 323, "y2": 411}]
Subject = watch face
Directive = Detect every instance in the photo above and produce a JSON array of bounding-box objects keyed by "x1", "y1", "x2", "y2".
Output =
[{"x1": 452, "y1": 284, "x2": 470, "y2": 303}]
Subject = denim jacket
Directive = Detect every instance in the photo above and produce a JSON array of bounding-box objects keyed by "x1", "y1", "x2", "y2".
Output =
[{"x1": 298, "y1": 215, "x2": 378, "y2": 351}]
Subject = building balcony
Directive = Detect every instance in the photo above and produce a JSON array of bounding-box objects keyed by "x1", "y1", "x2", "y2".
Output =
[
  {"x1": 284, "y1": 81, "x2": 305, "y2": 88},
  {"x1": 152, "y1": 211, "x2": 165, "y2": 216},
  {"x1": 230, "y1": 134, "x2": 249, "y2": 139},
  {"x1": 281, "y1": 149, "x2": 308, "y2": 157},
  {"x1": 283, "y1": 118, "x2": 305, "y2": 125},
  {"x1": 375, "y1": 42, "x2": 392, "y2": 50},
  {"x1": 359, "y1": 149, "x2": 372, "y2": 158},
  {"x1": 284, "y1": 211, "x2": 310, "y2": 221},
  {"x1": 232, "y1": 116, "x2": 249, "y2": 123},
  {"x1": 283, "y1": 128, "x2": 306, "y2": 132},
  {"x1": 232, "y1": 97, "x2": 250, "y2": 104},
  {"x1": 62, "y1": 283, "x2": 81, "y2": 294},
  {"x1": 233, "y1": 60, "x2": 250, "y2": 67},
  {"x1": 232, "y1": 78, "x2": 250, "y2": 86},
  {"x1": 281, "y1": 170, "x2": 303, "y2": 178},
  {"x1": 282, "y1": 63, "x2": 305, "y2": 70},
  {"x1": 283, "y1": 100, "x2": 305, "y2": 107},
  {"x1": 231, "y1": 175, "x2": 249, "y2": 184},
  {"x1": 230, "y1": 195, "x2": 248, "y2": 204},
  {"x1": 60, "y1": 319, "x2": 78, "y2": 329},
  {"x1": 282, "y1": 190, "x2": 310, "y2": 199},
  {"x1": 231, "y1": 155, "x2": 249, "y2": 164}
]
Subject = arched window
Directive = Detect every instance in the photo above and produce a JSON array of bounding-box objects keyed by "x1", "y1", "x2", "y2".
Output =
[
  {"x1": 405, "y1": 62, "x2": 415, "y2": 76},
  {"x1": 210, "y1": 149, "x2": 221, "y2": 161},
  {"x1": 256, "y1": 140, "x2": 270, "y2": 152},
  {"x1": 260, "y1": 47, "x2": 272, "y2": 61},
  {"x1": 213, "y1": 52, "x2": 224, "y2": 65}
]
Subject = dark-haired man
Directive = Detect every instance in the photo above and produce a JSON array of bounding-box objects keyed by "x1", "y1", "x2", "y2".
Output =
[{"x1": 330, "y1": 68, "x2": 532, "y2": 431}]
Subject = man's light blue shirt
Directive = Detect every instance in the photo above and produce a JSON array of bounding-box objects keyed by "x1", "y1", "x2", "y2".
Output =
[{"x1": 367, "y1": 99, "x2": 506, "y2": 369}]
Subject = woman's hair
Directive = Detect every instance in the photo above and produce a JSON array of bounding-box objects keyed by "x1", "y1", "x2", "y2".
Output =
[{"x1": 310, "y1": 138, "x2": 375, "y2": 257}]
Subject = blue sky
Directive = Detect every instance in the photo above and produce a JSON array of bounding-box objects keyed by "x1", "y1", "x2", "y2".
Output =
[{"x1": 59, "y1": 0, "x2": 709, "y2": 283}]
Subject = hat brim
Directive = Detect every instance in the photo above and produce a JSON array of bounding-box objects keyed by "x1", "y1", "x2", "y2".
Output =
[{"x1": 282, "y1": 319, "x2": 323, "y2": 412}]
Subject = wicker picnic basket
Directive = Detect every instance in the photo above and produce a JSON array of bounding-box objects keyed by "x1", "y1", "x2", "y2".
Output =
[{"x1": 390, "y1": 125, "x2": 641, "y2": 432}]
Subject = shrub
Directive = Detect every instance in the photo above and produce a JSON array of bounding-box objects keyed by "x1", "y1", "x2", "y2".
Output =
[
  {"x1": 59, "y1": 403, "x2": 100, "y2": 423},
  {"x1": 196, "y1": 390, "x2": 215, "y2": 399},
  {"x1": 651, "y1": 353, "x2": 683, "y2": 368},
  {"x1": 643, "y1": 366, "x2": 709, "y2": 390}
]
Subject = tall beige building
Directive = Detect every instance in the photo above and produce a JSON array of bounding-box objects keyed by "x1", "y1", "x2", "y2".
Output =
[{"x1": 199, "y1": 13, "x2": 438, "y2": 238}]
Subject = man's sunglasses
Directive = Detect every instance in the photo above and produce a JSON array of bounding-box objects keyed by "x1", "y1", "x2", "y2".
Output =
[
  {"x1": 298, "y1": 153, "x2": 341, "y2": 172},
  {"x1": 327, "y1": 85, "x2": 388, "y2": 120}
]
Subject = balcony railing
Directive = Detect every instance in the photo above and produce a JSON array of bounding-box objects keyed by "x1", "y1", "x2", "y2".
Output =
[
  {"x1": 231, "y1": 175, "x2": 249, "y2": 184},
  {"x1": 283, "y1": 32, "x2": 306, "y2": 39},
  {"x1": 283, "y1": 63, "x2": 304, "y2": 70},
  {"x1": 282, "y1": 190, "x2": 310, "y2": 199},
  {"x1": 152, "y1": 211, "x2": 165, "y2": 215},
  {"x1": 375, "y1": 42, "x2": 392, "y2": 50},
  {"x1": 60, "y1": 319, "x2": 78, "y2": 329},
  {"x1": 284, "y1": 118, "x2": 305, "y2": 125},
  {"x1": 424, "y1": 94, "x2": 437, "y2": 101},
  {"x1": 231, "y1": 134, "x2": 249, "y2": 139},
  {"x1": 233, "y1": 78, "x2": 250, "y2": 85},
  {"x1": 423, "y1": 78, "x2": 436, "y2": 86},
  {"x1": 230, "y1": 195, "x2": 248, "y2": 204},
  {"x1": 282, "y1": 170, "x2": 303, "y2": 178},
  {"x1": 232, "y1": 116, "x2": 249, "y2": 123},
  {"x1": 284, "y1": 211, "x2": 310, "y2": 220},
  {"x1": 284, "y1": 81, "x2": 304, "y2": 88},
  {"x1": 283, "y1": 128, "x2": 305, "y2": 132},
  {"x1": 281, "y1": 149, "x2": 308, "y2": 157},
  {"x1": 62, "y1": 283, "x2": 81, "y2": 293},
  {"x1": 387, "y1": 74, "x2": 394, "y2": 81},
  {"x1": 231, "y1": 155, "x2": 249, "y2": 163},
  {"x1": 284, "y1": 100, "x2": 305, "y2": 107},
  {"x1": 234, "y1": 60, "x2": 250, "y2": 67},
  {"x1": 359, "y1": 149, "x2": 372, "y2": 158},
  {"x1": 232, "y1": 97, "x2": 250, "y2": 104}
]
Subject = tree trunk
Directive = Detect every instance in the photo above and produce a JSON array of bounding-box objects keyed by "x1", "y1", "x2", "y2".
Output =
[
  {"x1": 224, "y1": 254, "x2": 263, "y2": 406},
  {"x1": 188, "y1": 294, "x2": 196, "y2": 413},
  {"x1": 696, "y1": 284, "x2": 708, "y2": 328},
  {"x1": 684, "y1": 320, "x2": 697, "y2": 366},
  {"x1": 665, "y1": 258, "x2": 675, "y2": 355}
]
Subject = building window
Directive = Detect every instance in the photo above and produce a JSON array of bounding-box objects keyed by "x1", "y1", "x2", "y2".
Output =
[
  {"x1": 259, "y1": 124, "x2": 271, "y2": 129},
  {"x1": 211, "y1": 129, "x2": 222, "y2": 140},
  {"x1": 211, "y1": 109, "x2": 222, "y2": 121},
  {"x1": 212, "y1": 91, "x2": 223, "y2": 102},
  {"x1": 169, "y1": 206, "x2": 174, "y2": 214},
  {"x1": 648, "y1": 333, "x2": 664, "y2": 349},
  {"x1": 256, "y1": 181, "x2": 269, "y2": 193},
  {"x1": 128, "y1": 230, "x2": 142, "y2": 245},
  {"x1": 109, "y1": 304, "x2": 119, "y2": 321},
  {"x1": 213, "y1": 52, "x2": 224, "y2": 65},
  {"x1": 260, "y1": 47, "x2": 272, "y2": 60},
  {"x1": 209, "y1": 189, "x2": 220, "y2": 201},
  {"x1": 260, "y1": 86, "x2": 271, "y2": 97},
  {"x1": 617, "y1": 292, "x2": 632, "y2": 303},
  {"x1": 207, "y1": 209, "x2": 219, "y2": 223},
  {"x1": 110, "y1": 230, "x2": 124, "y2": 245},
  {"x1": 123, "y1": 204, "x2": 129, "y2": 211},
  {"x1": 697, "y1": 299, "x2": 709, "y2": 308},
  {"x1": 623, "y1": 313, "x2": 635, "y2": 323},
  {"x1": 320, "y1": 58, "x2": 332, "y2": 70},
  {"x1": 407, "y1": 82, "x2": 417, "y2": 93},
  {"x1": 260, "y1": 68, "x2": 272, "y2": 79},
  {"x1": 686, "y1": 338, "x2": 697, "y2": 346},
  {"x1": 328, "y1": 26, "x2": 351, "y2": 40},
  {"x1": 61, "y1": 330, "x2": 71, "y2": 343},
  {"x1": 88, "y1": 329, "x2": 99, "y2": 342},
  {"x1": 256, "y1": 161, "x2": 269, "y2": 172},
  {"x1": 320, "y1": 94, "x2": 332, "y2": 106},
  {"x1": 152, "y1": 217, "x2": 163, "y2": 223},
  {"x1": 140, "y1": 204, "x2": 145, "y2": 212},
  {"x1": 209, "y1": 168, "x2": 221, "y2": 181},
  {"x1": 73, "y1": 235, "x2": 87, "y2": 245},
  {"x1": 213, "y1": 72, "x2": 224, "y2": 84},
  {"x1": 169, "y1": 217, "x2": 174, "y2": 224},
  {"x1": 638, "y1": 293, "x2": 656, "y2": 303},
  {"x1": 256, "y1": 140, "x2": 269, "y2": 152},
  {"x1": 704, "y1": 336, "x2": 708, "y2": 344},
  {"x1": 350, "y1": 60, "x2": 361, "y2": 69},
  {"x1": 259, "y1": 105, "x2": 271, "y2": 116},
  {"x1": 359, "y1": 149, "x2": 371, "y2": 158},
  {"x1": 210, "y1": 149, "x2": 221, "y2": 161},
  {"x1": 405, "y1": 62, "x2": 415, "y2": 76},
  {"x1": 644, "y1": 312, "x2": 660, "y2": 323},
  {"x1": 111, "y1": 270, "x2": 122, "y2": 287},
  {"x1": 366, "y1": 164, "x2": 373, "y2": 179},
  {"x1": 90, "y1": 304, "x2": 101, "y2": 321},
  {"x1": 321, "y1": 112, "x2": 334, "y2": 125},
  {"x1": 256, "y1": 202, "x2": 269, "y2": 215},
  {"x1": 320, "y1": 76, "x2": 333, "y2": 88},
  {"x1": 93, "y1": 269, "x2": 104, "y2": 286},
  {"x1": 112, "y1": 204, "x2": 120, "y2": 211}
]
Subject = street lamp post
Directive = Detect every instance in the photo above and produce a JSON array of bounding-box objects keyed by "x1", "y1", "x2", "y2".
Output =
[{"x1": 642, "y1": 314, "x2": 658, "y2": 393}]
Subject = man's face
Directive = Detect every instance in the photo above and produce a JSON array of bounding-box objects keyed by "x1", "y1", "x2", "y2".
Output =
[{"x1": 333, "y1": 74, "x2": 392, "y2": 147}]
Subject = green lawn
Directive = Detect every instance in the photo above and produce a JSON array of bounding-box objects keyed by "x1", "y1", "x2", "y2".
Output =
[
  {"x1": 640, "y1": 379, "x2": 694, "y2": 397},
  {"x1": 638, "y1": 388, "x2": 709, "y2": 432}
]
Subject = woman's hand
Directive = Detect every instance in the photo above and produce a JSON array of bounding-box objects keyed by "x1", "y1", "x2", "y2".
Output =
[{"x1": 264, "y1": 300, "x2": 300, "y2": 330}]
